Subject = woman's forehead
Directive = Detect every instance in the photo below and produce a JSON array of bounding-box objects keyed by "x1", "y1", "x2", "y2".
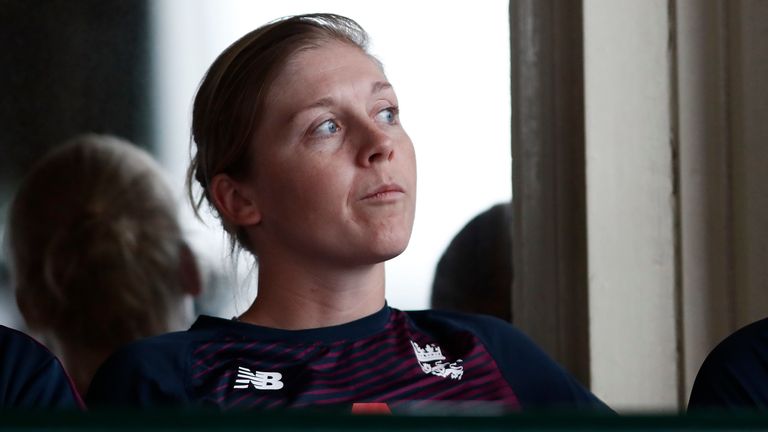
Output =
[{"x1": 265, "y1": 41, "x2": 390, "y2": 111}]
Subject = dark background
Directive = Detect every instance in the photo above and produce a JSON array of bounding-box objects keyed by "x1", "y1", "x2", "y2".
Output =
[{"x1": 0, "y1": 0, "x2": 152, "y2": 199}]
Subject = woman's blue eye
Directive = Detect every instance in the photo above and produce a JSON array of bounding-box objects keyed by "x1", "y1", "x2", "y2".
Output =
[
  {"x1": 376, "y1": 107, "x2": 397, "y2": 124},
  {"x1": 313, "y1": 119, "x2": 339, "y2": 137}
]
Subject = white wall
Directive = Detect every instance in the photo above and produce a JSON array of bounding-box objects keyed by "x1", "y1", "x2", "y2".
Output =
[
  {"x1": 584, "y1": 0, "x2": 679, "y2": 411},
  {"x1": 584, "y1": 0, "x2": 768, "y2": 411}
]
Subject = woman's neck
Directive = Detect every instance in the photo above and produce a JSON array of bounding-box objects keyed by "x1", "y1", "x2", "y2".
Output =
[
  {"x1": 58, "y1": 343, "x2": 109, "y2": 397},
  {"x1": 237, "y1": 258, "x2": 386, "y2": 330}
]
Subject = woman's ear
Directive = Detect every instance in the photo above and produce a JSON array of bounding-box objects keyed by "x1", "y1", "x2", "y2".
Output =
[{"x1": 210, "y1": 173, "x2": 262, "y2": 227}]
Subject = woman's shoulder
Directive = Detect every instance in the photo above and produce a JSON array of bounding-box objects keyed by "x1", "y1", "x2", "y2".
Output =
[
  {"x1": 0, "y1": 325, "x2": 83, "y2": 409},
  {"x1": 0, "y1": 324, "x2": 57, "y2": 361},
  {"x1": 98, "y1": 315, "x2": 245, "y2": 372},
  {"x1": 398, "y1": 308, "x2": 551, "y2": 371},
  {"x1": 86, "y1": 315, "x2": 239, "y2": 407},
  {"x1": 401, "y1": 308, "x2": 523, "y2": 339},
  {"x1": 397, "y1": 308, "x2": 609, "y2": 411},
  {"x1": 710, "y1": 317, "x2": 768, "y2": 355},
  {"x1": 689, "y1": 317, "x2": 768, "y2": 409},
  {"x1": 694, "y1": 316, "x2": 768, "y2": 381}
]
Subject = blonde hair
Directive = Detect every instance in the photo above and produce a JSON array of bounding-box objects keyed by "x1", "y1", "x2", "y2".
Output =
[
  {"x1": 8, "y1": 134, "x2": 185, "y2": 348},
  {"x1": 187, "y1": 13, "x2": 371, "y2": 254}
]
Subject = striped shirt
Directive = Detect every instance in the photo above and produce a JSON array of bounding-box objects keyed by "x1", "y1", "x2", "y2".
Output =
[{"x1": 87, "y1": 306, "x2": 605, "y2": 412}]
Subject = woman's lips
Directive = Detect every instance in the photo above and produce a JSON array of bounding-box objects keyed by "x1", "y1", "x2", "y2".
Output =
[{"x1": 361, "y1": 184, "x2": 405, "y2": 201}]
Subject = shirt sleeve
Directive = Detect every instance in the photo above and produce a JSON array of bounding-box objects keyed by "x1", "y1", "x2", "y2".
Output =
[
  {"x1": 475, "y1": 317, "x2": 609, "y2": 410},
  {"x1": 688, "y1": 319, "x2": 768, "y2": 410},
  {"x1": 415, "y1": 311, "x2": 610, "y2": 411},
  {"x1": 86, "y1": 338, "x2": 190, "y2": 408},
  {"x1": 0, "y1": 326, "x2": 83, "y2": 409}
]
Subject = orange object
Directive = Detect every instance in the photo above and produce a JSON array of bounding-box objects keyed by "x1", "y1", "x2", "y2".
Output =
[{"x1": 351, "y1": 402, "x2": 392, "y2": 415}]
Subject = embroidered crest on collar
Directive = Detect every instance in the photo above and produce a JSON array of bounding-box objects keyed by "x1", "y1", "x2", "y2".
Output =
[{"x1": 410, "y1": 340, "x2": 464, "y2": 380}]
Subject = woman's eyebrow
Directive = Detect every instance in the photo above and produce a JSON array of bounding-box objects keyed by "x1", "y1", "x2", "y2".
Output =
[
  {"x1": 288, "y1": 97, "x2": 334, "y2": 124},
  {"x1": 372, "y1": 81, "x2": 392, "y2": 94},
  {"x1": 288, "y1": 82, "x2": 394, "y2": 124}
]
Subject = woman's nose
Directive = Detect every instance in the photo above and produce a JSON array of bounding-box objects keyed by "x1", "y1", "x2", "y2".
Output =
[{"x1": 356, "y1": 122, "x2": 394, "y2": 167}]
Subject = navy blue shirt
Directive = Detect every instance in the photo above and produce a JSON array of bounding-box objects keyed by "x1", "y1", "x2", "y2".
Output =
[
  {"x1": 87, "y1": 306, "x2": 606, "y2": 412},
  {"x1": 0, "y1": 325, "x2": 82, "y2": 409},
  {"x1": 689, "y1": 317, "x2": 768, "y2": 410}
]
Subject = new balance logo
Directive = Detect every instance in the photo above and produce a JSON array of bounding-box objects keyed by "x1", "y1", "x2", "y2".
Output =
[{"x1": 233, "y1": 366, "x2": 284, "y2": 390}]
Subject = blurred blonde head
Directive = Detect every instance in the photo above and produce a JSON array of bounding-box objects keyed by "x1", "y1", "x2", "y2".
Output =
[{"x1": 7, "y1": 134, "x2": 199, "y2": 393}]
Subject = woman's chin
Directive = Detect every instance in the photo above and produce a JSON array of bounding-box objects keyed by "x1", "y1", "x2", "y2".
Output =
[{"x1": 367, "y1": 237, "x2": 411, "y2": 264}]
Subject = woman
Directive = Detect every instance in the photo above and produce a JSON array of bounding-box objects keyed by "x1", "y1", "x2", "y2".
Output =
[
  {"x1": 8, "y1": 134, "x2": 200, "y2": 396},
  {"x1": 688, "y1": 317, "x2": 768, "y2": 410},
  {"x1": 87, "y1": 14, "x2": 605, "y2": 412}
]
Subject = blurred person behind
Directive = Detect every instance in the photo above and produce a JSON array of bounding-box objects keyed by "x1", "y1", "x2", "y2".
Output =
[
  {"x1": 689, "y1": 317, "x2": 768, "y2": 410},
  {"x1": 6, "y1": 134, "x2": 200, "y2": 395},
  {"x1": 0, "y1": 324, "x2": 82, "y2": 409},
  {"x1": 431, "y1": 202, "x2": 513, "y2": 322}
]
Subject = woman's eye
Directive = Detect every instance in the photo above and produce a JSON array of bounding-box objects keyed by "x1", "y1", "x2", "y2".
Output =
[
  {"x1": 312, "y1": 119, "x2": 340, "y2": 137},
  {"x1": 376, "y1": 107, "x2": 398, "y2": 124}
]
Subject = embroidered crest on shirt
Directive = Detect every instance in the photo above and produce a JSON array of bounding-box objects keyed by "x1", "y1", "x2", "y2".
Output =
[{"x1": 410, "y1": 340, "x2": 464, "y2": 380}]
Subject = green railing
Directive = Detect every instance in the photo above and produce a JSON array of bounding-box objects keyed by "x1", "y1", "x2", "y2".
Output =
[{"x1": 2, "y1": 411, "x2": 768, "y2": 431}]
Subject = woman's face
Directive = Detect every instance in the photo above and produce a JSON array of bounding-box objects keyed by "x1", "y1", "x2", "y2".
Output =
[{"x1": 246, "y1": 40, "x2": 417, "y2": 268}]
